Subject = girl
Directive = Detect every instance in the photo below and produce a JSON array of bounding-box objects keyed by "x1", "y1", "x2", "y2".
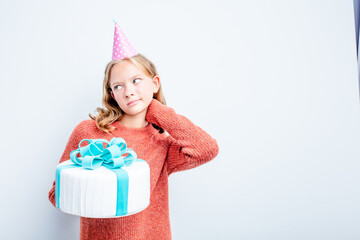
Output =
[{"x1": 48, "y1": 22, "x2": 219, "y2": 240}]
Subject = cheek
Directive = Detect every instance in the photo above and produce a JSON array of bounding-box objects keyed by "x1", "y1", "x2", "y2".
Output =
[
  {"x1": 141, "y1": 86, "x2": 154, "y2": 101},
  {"x1": 113, "y1": 93, "x2": 126, "y2": 106}
]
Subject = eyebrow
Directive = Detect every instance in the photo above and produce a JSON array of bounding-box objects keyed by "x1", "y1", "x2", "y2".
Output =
[{"x1": 111, "y1": 74, "x2": 142, "y2": 86}]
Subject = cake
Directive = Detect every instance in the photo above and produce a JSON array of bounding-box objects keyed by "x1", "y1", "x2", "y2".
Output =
[{"x1": 54, "y1": 137, "x2": 150, "y2": 218}]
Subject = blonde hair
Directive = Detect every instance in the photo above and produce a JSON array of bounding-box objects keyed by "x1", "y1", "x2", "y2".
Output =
[{"x1": 89, "y1": 53, "x2": 166, "y2": 134}]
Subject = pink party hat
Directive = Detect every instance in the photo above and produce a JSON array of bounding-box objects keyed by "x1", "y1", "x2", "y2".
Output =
[{"x1": 112, "y1": 19, "x2": 137, "y2": 60}]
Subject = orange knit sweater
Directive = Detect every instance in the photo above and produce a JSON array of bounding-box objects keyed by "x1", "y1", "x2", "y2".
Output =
[{"x1": 48, "y1": 98, "x2": 219, "y2": 240}]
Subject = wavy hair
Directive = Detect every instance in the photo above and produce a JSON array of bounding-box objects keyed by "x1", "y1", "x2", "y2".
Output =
[{"x1": 89, "y1": 53, "x2": 166, "y2": 134}]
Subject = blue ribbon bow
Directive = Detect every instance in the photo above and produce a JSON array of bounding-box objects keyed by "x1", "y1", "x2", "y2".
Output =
[{"x1": 70, "y1": 137, "x2": 137, "y2": 170}]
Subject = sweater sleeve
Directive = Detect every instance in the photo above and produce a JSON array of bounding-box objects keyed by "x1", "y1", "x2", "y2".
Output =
[
  {"x1": 48, "y1": 121, "x2": 84, "y2": 208},
  {"x1": 145, "y1": 99, "x2": 219, "y2": 176}
]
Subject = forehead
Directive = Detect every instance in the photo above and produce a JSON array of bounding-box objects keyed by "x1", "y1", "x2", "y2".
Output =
[{"x1": 110, "y1": 61, "x2": 145, "y2": 84}]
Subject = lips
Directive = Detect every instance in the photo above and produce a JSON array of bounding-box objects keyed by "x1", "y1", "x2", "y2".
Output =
[{"x1": 127, "y1": 100, "x2": 139, "y2": 106}]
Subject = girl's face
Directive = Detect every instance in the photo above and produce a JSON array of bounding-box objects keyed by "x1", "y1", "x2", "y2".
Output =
[{"x1": 109, "y1": 60, "x2": 160, "y2": 117}]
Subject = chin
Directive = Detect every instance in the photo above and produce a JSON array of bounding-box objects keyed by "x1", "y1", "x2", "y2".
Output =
[{"x1": 124, "y1": 107, "x2": 148, "y2": 116}]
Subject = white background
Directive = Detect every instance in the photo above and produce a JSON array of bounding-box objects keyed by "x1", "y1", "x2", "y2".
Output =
[{"x1": 1, "y1": 0, "x2": 360, "y2": 239}]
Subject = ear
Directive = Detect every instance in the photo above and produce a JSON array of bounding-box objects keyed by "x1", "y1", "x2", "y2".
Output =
[
  {"x1": 152, "y1": 76, "x2": 160, "y2": 93},
  {"x1": 110, "y1": 90, "x2": 115, "y2": 99}
]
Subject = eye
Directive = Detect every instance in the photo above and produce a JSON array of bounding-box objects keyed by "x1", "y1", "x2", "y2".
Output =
[
  {"x1": 133, "y1": 78, "x2": 141, "y2": 84},
  {"x1": 114, "y1": 85, "x2": 122, "y2": 90}
]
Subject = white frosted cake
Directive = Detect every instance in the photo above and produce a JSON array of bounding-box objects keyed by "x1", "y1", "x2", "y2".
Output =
[{"x1": 54, "y1": 138, "x2": 150, "y2": 218}]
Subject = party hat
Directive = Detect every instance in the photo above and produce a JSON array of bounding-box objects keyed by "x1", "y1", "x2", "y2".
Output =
[{"x1": 112, "y1": 19, "x2": 137, "y2": 60}]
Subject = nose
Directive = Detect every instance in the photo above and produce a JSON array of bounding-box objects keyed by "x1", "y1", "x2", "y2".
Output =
[{"x1": 124, "y1": 83, "x2": 135, "y2": 98}]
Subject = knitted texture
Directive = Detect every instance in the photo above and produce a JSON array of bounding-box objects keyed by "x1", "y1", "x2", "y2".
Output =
[{"x1": 48, "y1": 99, "x2": 219, "y2": 240}]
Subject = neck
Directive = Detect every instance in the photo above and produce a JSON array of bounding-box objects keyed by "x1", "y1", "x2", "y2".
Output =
[{"x1": 118, "y1": 113, "x2": 148, "y2": 128}]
